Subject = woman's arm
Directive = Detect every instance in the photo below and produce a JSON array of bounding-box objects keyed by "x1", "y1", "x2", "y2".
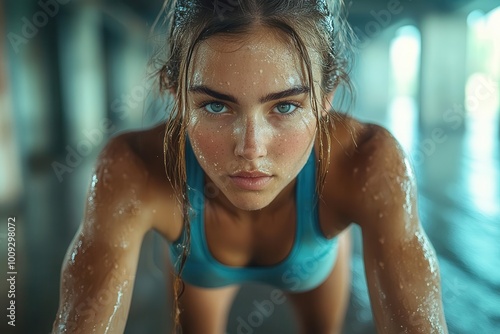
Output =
[
  {"x1": 351, "y1": 126, "x2": 448, "y2": 333},
  {"x1": 52, "y1": 136, "x2": 153, "y2": 333}
]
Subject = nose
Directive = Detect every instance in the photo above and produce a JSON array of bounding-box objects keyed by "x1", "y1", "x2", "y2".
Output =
[{"x1": 234, "y1": 116, "x2": 268, "y2": 161}]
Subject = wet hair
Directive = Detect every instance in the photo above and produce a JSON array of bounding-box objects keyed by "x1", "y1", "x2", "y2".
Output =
[{"x1": 150, "y1": 0, "x2": 355, "y2": 331}]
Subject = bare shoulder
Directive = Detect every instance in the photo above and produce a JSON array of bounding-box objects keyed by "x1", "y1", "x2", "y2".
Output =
[
  {"x1": 86, "y1": 124, "x2": 181, "y2": 242},
  {"x1": 324, "y1": 117, "x2": 418, "y2": 236},
  {"x1": 53, "y1": 125, "x2": 177, "y2": 333}
]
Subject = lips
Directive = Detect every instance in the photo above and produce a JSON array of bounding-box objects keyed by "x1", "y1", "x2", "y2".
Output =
[
  {"x1": 229, "y1": 170, "x2": 273, "y2": 190},
  {"x1": 231, "y1": 171, "x2": 272, "y2": 178}
]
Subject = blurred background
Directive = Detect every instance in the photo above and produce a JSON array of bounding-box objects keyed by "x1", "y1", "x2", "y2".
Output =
[{"x1": 0, "y1": 0, "x2": 499, "y2": 333}]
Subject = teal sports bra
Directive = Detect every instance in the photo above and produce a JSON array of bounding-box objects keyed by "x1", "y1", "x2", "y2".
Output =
[{"x1": 168, "y1": 138, "x2": 339, "y2": 292}]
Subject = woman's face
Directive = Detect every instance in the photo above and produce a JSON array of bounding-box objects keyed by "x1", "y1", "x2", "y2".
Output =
[{"x1": 186, "y1": 27, "x2": 322, "y2": 211}]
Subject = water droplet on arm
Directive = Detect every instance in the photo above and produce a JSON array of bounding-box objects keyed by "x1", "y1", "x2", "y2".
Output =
[{"x1": 91, "y1": 174, "x2": 98, "y2": 188}]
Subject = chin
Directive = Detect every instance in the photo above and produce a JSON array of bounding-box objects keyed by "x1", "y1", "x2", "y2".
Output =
[{"x1": 226, "y1": 193, "x2": 274, "y2": 211}]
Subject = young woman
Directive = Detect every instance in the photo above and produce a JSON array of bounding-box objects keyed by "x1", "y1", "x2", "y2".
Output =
[{"x1": 53, "y1": 0, "x2": 448, "y2": 333}]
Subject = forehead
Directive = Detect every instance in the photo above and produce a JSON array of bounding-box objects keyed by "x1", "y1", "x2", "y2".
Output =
[{"x1": 189, "y1": 27, "x2": 320, "y2": 86}]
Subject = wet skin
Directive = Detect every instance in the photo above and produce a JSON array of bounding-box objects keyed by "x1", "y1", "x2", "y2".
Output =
[{"x1": 53, "y1": 26, "x2": 448, "y2": 334}]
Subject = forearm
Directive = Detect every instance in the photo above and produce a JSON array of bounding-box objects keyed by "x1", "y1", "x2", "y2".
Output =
[
  {"x1": 364, "y1": 228, "x2": 448, "y2": 333},
  {"x1": 52, "y1": 233, "x2": 137, "y2": 333},
  {"x1": 53, "y1": 269, "x2": 134, "y2": 333}
]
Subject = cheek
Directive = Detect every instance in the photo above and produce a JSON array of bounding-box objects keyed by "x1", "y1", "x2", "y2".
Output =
[
  {"x1": 272, "y1": 120, "x2": 317, "y2": 177},
  {"x1": 188, "y1": 120, "x2": 230, "y2": 171},
  {"x1": 275, "y1": 131, "x2": 314, "y2": 161},
  {"x1": 276, "y1": 114, "x2": 317, "y2": 148}
]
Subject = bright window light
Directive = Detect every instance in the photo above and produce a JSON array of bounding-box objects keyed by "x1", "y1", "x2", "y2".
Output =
[{"x1": 387, "y1": 25, "x2": 421, "y2": 153}]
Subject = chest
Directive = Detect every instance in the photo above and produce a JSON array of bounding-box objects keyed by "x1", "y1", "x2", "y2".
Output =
[{"x1": 204, "y1": 200, "x2": 346, "y2": 267}]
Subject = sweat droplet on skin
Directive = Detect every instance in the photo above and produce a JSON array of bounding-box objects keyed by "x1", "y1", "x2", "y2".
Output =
[
  {"x1": 102, "y1": 168, "x2": 113, "y2": 188},
  {"x1": 88, "y1": 175, "x2": 99, "y2": 208},
  {"x1": 91, "y1": 174, "x2": 98, "y2": 188},
  {"x1": 416, "y1": 231, "x2": 438, "y2": 274},
  {"x1": 104, "y1": 280, "x2": 129, "y2": 334},
  {"x1": 70, "y1": 239, "x2": 83, "y2": 265}
]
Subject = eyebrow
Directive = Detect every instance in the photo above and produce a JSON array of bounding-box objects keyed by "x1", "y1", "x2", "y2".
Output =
[{"x1": 188, "y1": 85, "x2": 310, "y2": 104}]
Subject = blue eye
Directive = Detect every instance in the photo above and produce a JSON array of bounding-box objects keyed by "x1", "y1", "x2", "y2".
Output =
[
  {"x1": 275, "y1": 103, "x2": 299, "y2": 115},
  {"x1": 204, "y1": 102, "x2": 227, "y2": 114}
]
